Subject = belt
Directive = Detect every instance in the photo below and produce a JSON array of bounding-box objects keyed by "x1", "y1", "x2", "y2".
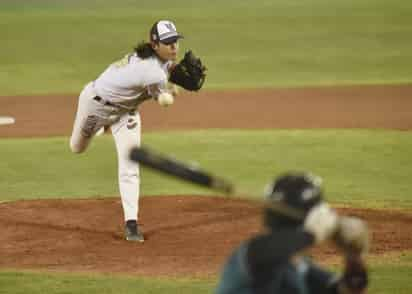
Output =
[{"x1": 93, "y1": 96, "x2": 118, "y2": 108}]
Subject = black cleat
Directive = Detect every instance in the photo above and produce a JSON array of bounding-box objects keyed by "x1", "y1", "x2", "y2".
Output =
[{"x1": 124, "y1": 220, "x2": 145, "y2": 242}]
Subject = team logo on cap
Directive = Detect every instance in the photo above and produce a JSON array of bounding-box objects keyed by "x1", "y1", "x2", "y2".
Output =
[
  {"x1": 164, "y1": 22, "x2": 176, "y2": 32},
  {"x1": 157, "y1": 20, "x2": 179, "y2": 41}
]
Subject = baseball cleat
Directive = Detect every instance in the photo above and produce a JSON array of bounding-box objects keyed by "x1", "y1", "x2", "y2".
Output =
[{"x1": 124, "y1": 220, "x2": 145, "y2": 242}]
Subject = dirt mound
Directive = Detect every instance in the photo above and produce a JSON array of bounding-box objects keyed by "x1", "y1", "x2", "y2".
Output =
[{"x1": 1, "y1": 196, "x2": 411, "y2": 277}]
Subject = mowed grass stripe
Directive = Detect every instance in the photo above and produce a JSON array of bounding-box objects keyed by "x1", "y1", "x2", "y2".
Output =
[{"x1": 0, "y1": 129, "x2": 410, "y2": 208}]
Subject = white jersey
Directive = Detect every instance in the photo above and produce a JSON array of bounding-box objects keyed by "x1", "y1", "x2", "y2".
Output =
[
  {"x1": 71, "y1": 19, "x2": 183, "y2": 242},
  {"x1": 93, "y1": 53, "x2": 172, "y2": 105}
]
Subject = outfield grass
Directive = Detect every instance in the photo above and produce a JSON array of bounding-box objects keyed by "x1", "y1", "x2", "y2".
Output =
[
  {"x1": 0, "y1": 129, "x2": 411, "y2": 208},
  {"x1": 1, "y1": 0, "x2": 412, "y2": 95}
]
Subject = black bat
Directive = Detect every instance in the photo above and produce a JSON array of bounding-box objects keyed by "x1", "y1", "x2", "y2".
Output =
[{"x1": 129, "y1": 146, "x2": 234, "y2": 194}]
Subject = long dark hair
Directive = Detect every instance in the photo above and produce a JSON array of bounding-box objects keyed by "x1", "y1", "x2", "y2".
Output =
[{"x1": 134, "y1": 41, "x2": 156, "y2": 59}]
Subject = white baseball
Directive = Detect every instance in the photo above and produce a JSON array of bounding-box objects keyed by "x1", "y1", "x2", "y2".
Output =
[{"x1": 157, "y1": 92, "x2": 174, "y2": 107}]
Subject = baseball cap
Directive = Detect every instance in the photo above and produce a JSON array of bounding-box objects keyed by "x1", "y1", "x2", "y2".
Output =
[{"x1": 150, "y1": 20, "x2": 183, "y2": 45}]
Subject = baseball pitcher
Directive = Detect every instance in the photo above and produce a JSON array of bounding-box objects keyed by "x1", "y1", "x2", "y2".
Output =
[{"x1": 69, "y1": 20, "x2": 206, "y2": 242}]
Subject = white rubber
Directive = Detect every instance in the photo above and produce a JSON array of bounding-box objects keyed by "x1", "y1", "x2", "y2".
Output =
[{"x1": 0, "y1": 116, "x2": 15, "y2": 125}]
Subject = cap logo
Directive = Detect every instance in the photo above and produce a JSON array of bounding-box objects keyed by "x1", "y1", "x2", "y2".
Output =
[
  {"x1": 156, "y1": 20, "x2": 179, "y2": 41},
  {"x1": 164, "y1": 22, "x2": 175, "y2": 32}
]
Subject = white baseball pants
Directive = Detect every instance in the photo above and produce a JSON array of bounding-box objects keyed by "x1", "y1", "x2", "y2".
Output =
[{"x1": 70, "y1": 82, "x2": 141, "y2": 222}]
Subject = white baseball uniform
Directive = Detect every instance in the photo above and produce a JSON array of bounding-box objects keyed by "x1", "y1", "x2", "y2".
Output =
[{"x1": 70, "y1": 52, "x2": 173, "y2": 222}]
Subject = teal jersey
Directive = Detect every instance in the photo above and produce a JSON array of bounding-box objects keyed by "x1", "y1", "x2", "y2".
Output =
[{"x1": 216, "y1": 239, "x2": 338, "y2": 294}]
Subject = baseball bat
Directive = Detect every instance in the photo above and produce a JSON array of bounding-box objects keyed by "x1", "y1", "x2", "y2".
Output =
[
  {"x1": 129, "y1": 146, "x2": 305, "y2": 220},
  {"x1": 129, "y1": 146, "x2": 234, "y2": 194}
]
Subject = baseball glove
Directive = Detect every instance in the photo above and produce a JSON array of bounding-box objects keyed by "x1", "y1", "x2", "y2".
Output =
[{"x1": 169, "y1": 50, "x2": 206, "y2": 91}]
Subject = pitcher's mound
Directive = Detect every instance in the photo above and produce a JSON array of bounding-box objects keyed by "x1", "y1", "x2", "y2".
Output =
[{"x1": 0, "y1": 196, "x2": 411, "y2": 277}]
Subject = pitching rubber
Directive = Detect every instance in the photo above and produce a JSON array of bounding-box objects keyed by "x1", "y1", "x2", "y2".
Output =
[{"x1": 0, "y1": 116, "x2": 15, "y2": 126}]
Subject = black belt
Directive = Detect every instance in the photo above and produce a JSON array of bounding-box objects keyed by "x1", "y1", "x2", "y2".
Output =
[{"x1": 93, "y1": 96, "x2": 118, "y2": 108}]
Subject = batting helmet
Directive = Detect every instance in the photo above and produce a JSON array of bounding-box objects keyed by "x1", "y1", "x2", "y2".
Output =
[{"x1": 263, "y1": 172, "x2": 323, "y2": 230}]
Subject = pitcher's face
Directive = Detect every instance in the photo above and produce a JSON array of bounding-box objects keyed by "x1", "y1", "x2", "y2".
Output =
[{"x1": 153, "y1": 41, "x2": 179, "y2": 62}]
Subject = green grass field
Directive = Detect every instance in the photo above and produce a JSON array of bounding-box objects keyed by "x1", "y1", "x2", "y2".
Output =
[
  {"x1": 1, "y1": 129, "x2": 412, "y2": 208},
  {"x1": 1, "y1": 260, "x2": 412, "y2": 294},
  {"x1": 0, "y1": 271, "x2": 215, "y2": 294},
  {"x1": 1, "y1": 0, "x2": 411, "y2": 293},
  {"x1": 1, "y1": 0, "x2": 412, "y2": 95}
]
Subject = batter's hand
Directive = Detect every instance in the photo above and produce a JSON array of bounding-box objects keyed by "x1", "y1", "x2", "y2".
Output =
[
  {"x1": 303, "y1": 203, "x2": 339, "y2": 244},
  {"x1": 334, "y1": 216, "x2": 369, "y2": 256}
]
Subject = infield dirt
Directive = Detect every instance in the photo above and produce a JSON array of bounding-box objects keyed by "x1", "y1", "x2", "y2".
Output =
[{"x1": 1, "y1": 84, "x2": 412, "y2": 138}]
